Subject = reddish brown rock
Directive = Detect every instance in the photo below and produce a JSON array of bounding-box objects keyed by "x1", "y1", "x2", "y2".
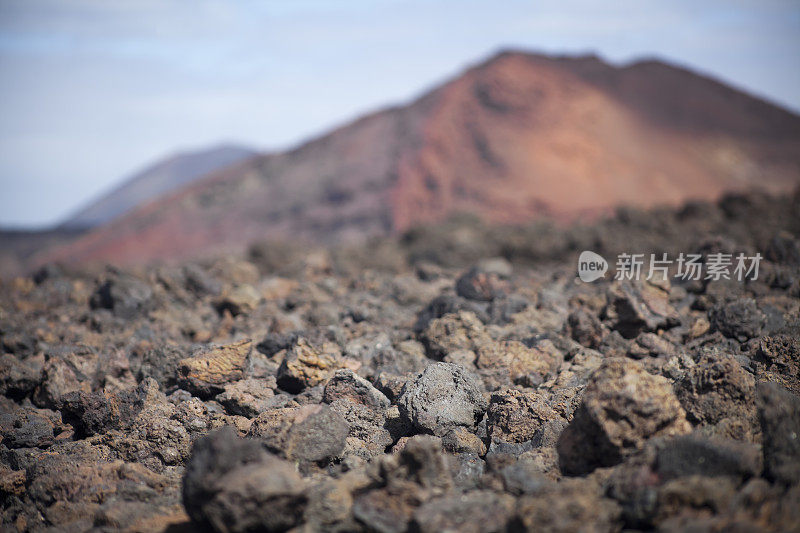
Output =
[
  {"x1": 487, "y1": 389, "x2": 562, "y2": 445},
  {"x1": 177, "y1": 339, "x2": 252, "y2": 399},
  {"x1": 605, "y1": 279, "x2": 679, "y2": 338},
  {"x1": 675, "y1": 352, "x2": 758, "y2": 442},
  {"x1": 558, "y1": 358, "x2": 691, "y2": 475},
  {"x1": 276, "y1": 338, "x2": 351, "y2": 393},
  {"x1": 513, "y1": 478, "x2": 622, "y2": 533}
]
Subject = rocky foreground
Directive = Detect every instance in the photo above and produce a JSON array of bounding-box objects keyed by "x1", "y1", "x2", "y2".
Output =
[{"x1": 1, "y1": 191, "x2": 800, "y2": 532}]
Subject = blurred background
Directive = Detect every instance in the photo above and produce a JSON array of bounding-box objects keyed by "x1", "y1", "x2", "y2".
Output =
[{"x1": 0, "y1": 0, "x2": 799, "y2": 274}]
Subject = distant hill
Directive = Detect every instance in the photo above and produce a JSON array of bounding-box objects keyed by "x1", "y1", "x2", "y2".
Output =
[
  {"x1": 0, "y1": 144, "x2": 257, "y2": 276},
  {"x1": 0, "y1": 228, "x2": 86, "y2": 277},
  {"x1": 40, "y1": 50, "x2": 800, "y2": 267},
  {"x1": 60, "y1": 144, "x2": 258, "y2": 229}
]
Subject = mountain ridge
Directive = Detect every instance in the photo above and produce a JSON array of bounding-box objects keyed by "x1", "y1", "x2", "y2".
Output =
[{"x1": 38, "y1": 50, "x2": 800, "y2": 267}]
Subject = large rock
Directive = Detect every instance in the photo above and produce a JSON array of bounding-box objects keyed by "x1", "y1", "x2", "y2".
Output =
[
  {"x1": 182, "y1": 427, "x2": 306, "y2": 533},
  {"x1": 213, "y1": 284, "x2": 261, "y2": 316},
  {"x1": 131, "y1": 344, "x2": 185, "y2": 390},
  {"x1": 0, "y1": 407, "x2": 61, "y2": 448},
  {"x1": 59, "y1": 389, "x2": 142, "y2": 437},
  {"x1": 323, "y1": 369, "x2": 393, "y2": 459},
  {"x1": 487, "y1": 389, "x2": 564, "y2": 445},
  {"x1": 710, "y1": 298, "x2": 766, "y2": 341},
  {"x1": 323, "y1": 369, "x2": 390, "y2": 412},
  {"x1": 58, "y1": 379, "x2": 196, "y2": 470},
  {"x1": 605, "y1": 279, "x2": 679, "y2": 338},
  {"x1": 476, "y1": 339, "x2": 564, "y2": 389},
  {"x1": 565, "y1": 308, "x2": 605, "y2": 349},
  {"x1": 455, "y1": 263, "x2": 510, "y2": 302},
  {"x1": 513, "y1": 478, "x2": 622, "y2": 533},
  {"x1": 89, "y1": 274, "x2": 153, "y2": 319},
  {"x1": 248, "y1": 404, "x2": 349, "y2": 463},
  {"x1": 558, "y1": 358, "x2": 691, "y2": 475},
  {"x1": 23, "y1": 452, "x2": 176, "y2": 532},
  {"x1": 216, "y1": 377, "x2": 277, "y2": 417},
  {"x1": 757, "y1": 335, "x2": 800, "y2": 394},
  {"x1": 757, "y1": 382, "x2": 800, "y2": 485},
  {"x1": 441, "y1": 426, "x2": 487, "y2": 456},
  {"x1": 276, "y1": 338, "x2": 349, "y2": 394},
  {"x1": 419, "y1": 310, "x2": 489, "y2": 361},
  {"x1": 0, "y1": 353, "x2": 41, "y2": 400},
  {"x1": 675, "y1": 352, "x2": 758, "y2": 441},
  {"x1": 398, "y1": 362, "x2": 487, "y2": 436},
  {"x1": 411, "y1": 491, "x2": 514, "y2": 533},
  {"x1": 651, "y1": 433, "x2": 761, "y2": 481},
  {"x1": 177, "y1": 339, "x2": 251, "y2": 399},
  {"x1": 32, "y1": 345, "x2": 98, "y2": 409}
]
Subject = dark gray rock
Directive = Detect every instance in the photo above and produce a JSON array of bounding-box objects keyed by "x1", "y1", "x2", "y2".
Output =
[
  {"x1": 449, "y1": 453, "x2": 486, "y2": 490},
  {"x1": 605, "y1": 280, "x2": 679, "y2": 338},
  {"x1": 0, "y1": 353, "x2": 41, "y2": 400},
  {"x1": 398, "y1": 362, "x2": 487, "y2": 436},
  {"x1": 256, "y1": 331, "x2": 299, "y2": 357},
  {"x1": 248, "y1": 404, "x2": 349, "y2": 463},
  {"x1": 183, "y1": 427, "x2": 307, "y2": 533},
  {"x1": 89, "y1": 274, "x2": 153, "y2": 319},
  {"x1": 652, "y1": 433, "x2": 761, "y2": 481},
  {"x1": 411, "y1": 491, "x2": 514, "y2": 533},
  {"x1": 182, "y1": 263, "x2": 222, "y2": 296},
  {"x1": 711, "y1": 298, "x2": 766, "y2": 341},
  {"x1": 455, "y1": 264, "x2": 509, "y2": 302},
  {"x1": 757, "y1": 382, "x2": 800, "y2": 485},
  {"x1": 131, "y1": 344, "x2": 185, "y2": 390},
  {"x1": 0, "y1": 407, "x2": 60, "y2": 448}
]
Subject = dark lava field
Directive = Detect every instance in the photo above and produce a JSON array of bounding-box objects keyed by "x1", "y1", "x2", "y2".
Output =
[{"x1": 1, "y1": 190, "x2": 800, "y2": 533}]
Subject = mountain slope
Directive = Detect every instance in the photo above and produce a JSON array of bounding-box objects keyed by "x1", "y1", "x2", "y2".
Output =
[
  {"x1": 42, "y1": 50, "x2": 800, "y2": 266},
  {"x1": 60, "y1": 144, "x2": 258, "y2": 229}
]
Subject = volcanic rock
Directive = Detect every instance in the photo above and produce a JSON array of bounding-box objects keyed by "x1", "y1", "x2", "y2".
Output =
[
  {"x1": 276, "y1": 338, "x2": 350, "y2": 394},
  {"x1": 513, "y1": 478, "x2": 622, "y2": 532},
  {"x1": 411, "y1": 491, "x2": 514, "y2": 533},
  {"x1": 216, "y1": 377, "x2": 277, "y2": 417},
  {"x1": 605, "y1": 279, "x2": 679, "y2": 338},
  {"x1": 711, "y1": 298, "x2": 766, "y2": 341},
  {"x1": 455, "y1": 263, "x2": 511, "y2": 302},
  {"x1": 398, "y1": 362, "x2": 488, "y2": 436},
  {"x1": 183, "y1": 427, "x2": 306, "y2": 533},
  {"x1": 557, "y1": 358, "x2": 691, "y2": 474},
  {"x1": 675, "y1": 351, "x2": 758, "y2": 441},
  {"x1": 757, "y1": 382, "x2": 800, "y2": 485},
  {"x1": 177, "y1": 339, "x2": 252, "y2": 399},
  {"x1": 248, "y1": 404, "x2": 349, "y2": 463},
  {"x1": 487, "y1": 389, "x2": 563, "y2": 445},
  {"x1": 89, "y1": 274, "x2": 153, "y2": 319}
]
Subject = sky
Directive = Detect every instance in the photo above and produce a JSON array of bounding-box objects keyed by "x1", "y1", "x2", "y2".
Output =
[{"x1": 0, "y1": 0, "x2": 799, "y2": 228}]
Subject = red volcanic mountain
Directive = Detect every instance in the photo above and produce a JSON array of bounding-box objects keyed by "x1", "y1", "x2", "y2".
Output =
[{"x1": 42, "y1": 50, "x2": 800, "y2": 266}]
